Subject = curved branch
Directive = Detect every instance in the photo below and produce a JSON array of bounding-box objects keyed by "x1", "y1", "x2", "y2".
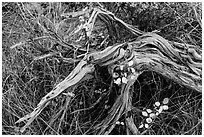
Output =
[
  {"x1": 130, "y1": 33, "x2": 201, "y2": 92},
  {"x1": 93, "y1": 72, "x2": 140, "y2": 135},
  {"x1": 15, "y1": 60, "x2": 95, "y2": 132}
]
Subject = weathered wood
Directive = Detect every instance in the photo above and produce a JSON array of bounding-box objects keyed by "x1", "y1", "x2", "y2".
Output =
[
  {"x1": 15, "y1": 60, "x2": 95, "y2": 132},
  {"x1": 15, "y1": 6, "x2": 201, "y2": 134},
  {"x1": 131, "y1": 33, "x2": 201, "y2": 92}
]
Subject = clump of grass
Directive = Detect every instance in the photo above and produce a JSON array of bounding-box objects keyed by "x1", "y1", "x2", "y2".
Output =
[
  {"x1": 2, "y1": 2, "x2": 202, "y2": 135},
  {"x1": 132, "y1": 71, "x2": 201, "y2": 135}
]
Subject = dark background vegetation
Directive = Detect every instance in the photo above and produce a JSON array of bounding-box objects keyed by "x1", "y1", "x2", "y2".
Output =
[{"x1": 2, "y1": 2, "x2": 202, "y2": 135}]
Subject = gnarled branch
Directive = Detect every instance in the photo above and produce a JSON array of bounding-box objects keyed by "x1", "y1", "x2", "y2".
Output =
[{"x1": 15, "y1": 5, "x2": 201, "y2": 134}]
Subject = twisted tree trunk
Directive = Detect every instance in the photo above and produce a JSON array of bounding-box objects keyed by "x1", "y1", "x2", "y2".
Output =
[{"x1": 15, "y1": 5, "x2": 202, "y2": 134}]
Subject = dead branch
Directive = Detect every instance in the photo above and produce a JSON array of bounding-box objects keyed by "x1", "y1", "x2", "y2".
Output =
[{"x1": 15, "y1": 5, "x2": 202, "y2": 134}]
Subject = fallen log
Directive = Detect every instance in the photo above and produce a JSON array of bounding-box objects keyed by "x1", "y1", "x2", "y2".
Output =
[{"x1": 15, "y1": 5, "x2": 201, "y2": 134}]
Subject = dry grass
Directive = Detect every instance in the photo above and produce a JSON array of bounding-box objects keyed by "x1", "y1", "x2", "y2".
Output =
[{"x1": 2, "y1": 2, "x2": 202, "y2": 135}]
